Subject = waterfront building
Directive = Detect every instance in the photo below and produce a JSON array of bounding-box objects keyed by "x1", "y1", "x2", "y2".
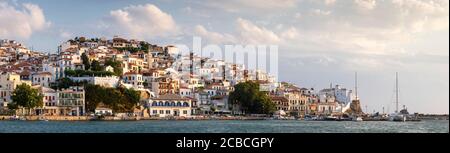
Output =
[
  {"x1": 148, "y1": 94, "x2": 192, "y2": 117},
  {"x1": 270, "y1": 96, "x2": 289, "y2": 112},
  {"x1": 317, "y1": 93, "x2": 338, "y2": 115},
  {"x1": 57, "y1": 86, "x2": 85, "y2": 116},
  {"x1": 95, "y1": 107, "x2": 113, "y2": 116},
  {"x1": 195, "y1": 90, "x2": 212, "y2": 114},
  {"x1": 211, "y1": 95, "x2": 230, "y2": 114},
  {"x1": 36, "y1": 86, "x2": 58, "y2": 115},
  {"x1": 0, "y1": 72, "x2": 31, "y2": 108},
  {"x1": 284, "y1": 90, "x2": 302, "y2": 116}
]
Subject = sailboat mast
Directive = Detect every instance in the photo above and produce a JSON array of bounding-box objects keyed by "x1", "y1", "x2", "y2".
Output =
[
  {"x1": 355, "y1": 72, "x2": 358, "y2": 100},
  {"x1": 395, "y1": 72, "x2": 399, "y2": 113}
]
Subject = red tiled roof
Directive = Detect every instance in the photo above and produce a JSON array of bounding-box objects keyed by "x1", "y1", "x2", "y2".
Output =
[
  {"x1": 123, "y1": 71, "x2": 142, "y2": 75},
  {"x1": 34, "y1": 72, "x2": 52, "y2": 76},
  {"x1": 270, "y1": 96, "x2": 288, "y2": 102}
]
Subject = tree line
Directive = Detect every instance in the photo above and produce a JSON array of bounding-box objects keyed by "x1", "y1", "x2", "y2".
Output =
[{"x1": 229, "y1": 81, "x2": 276, "y2": 115}]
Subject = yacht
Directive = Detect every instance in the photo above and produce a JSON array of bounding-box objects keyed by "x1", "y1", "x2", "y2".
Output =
[{"x1": 388, "y1": 72, "x2": 406, "y2": 122}]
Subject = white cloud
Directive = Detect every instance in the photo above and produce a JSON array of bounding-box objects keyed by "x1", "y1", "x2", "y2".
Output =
[
  {"x1": 311, "y1": 9, "x2": 331, "y2": 16},
  {"x1": 354, "y1": 0, "x2": 377, "y2": 10},
  {"x1": 281, "y1": 0, "x2": 448, "y2": 56},
  {"x1": 294, "y1": 12, "x2": 302, "y2": 19},
  {"x1": 281, "y1": 27, "x2": 299, "y2": 40},
  {"x1": 324, "y1": 0, "x2": 337, "y2": 5},
  {"x1": 194, "y1": 25, "x2": 236, "y2": 44},
  {"x1": 0, "y1": 2, "x2": 50, "y2": 39},
  {"x1": 391, "y1": 0, "x2": 449, "y2": 32},
  {"x1": 59, "y1": 30, "x2": 72, "y2": 39},
  {"x1": 102, "y1": 4, "x2": 179, "y2": 40},
  {"x1": 236, "y1": 18, "x2": 281, "y2": 44},
  {"x1": 201, "y1": 0, "x2": 297, "y2": 13}
]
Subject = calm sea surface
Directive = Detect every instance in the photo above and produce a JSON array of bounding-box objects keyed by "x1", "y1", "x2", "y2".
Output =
[{"x1": 0, "y1": 120, "x2": 448, "y2": 133}]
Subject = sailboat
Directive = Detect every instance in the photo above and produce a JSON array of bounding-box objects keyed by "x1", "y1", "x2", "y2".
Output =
[
  {"x1": 388, "y1": 72, "x2": 406, "y2": 122},
  {"x1": 351, "y1": 72, "x2": 363, "y2": 122}
]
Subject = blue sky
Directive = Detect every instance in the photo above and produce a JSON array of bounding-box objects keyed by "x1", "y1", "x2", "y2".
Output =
[{"x1": 0, "y1": 0, "x2": 448, "y2": 113}]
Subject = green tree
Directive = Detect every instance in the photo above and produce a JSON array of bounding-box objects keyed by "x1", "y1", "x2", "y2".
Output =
[
  {"x1": 123, "y1": 88, "x2": 140, "y2": 105},
  {"x1": 51, "y1": 77, "x2": 75, "y2": 90},
  {"x1": 81, "y1": 53, "x2": 90, "y2": 70},
  {"x1": 140, "y1": 42, "x2": 150, "y2": 53},
  {"x1": 10, "y1": 84, "x2": 44, "y2": 115},
  {"x1": 105, "y1": 58, "x2": 123, "y2": 76},
  {"x1": 228, "y1": 81, "x2": 275, "y2": 115},
  {"x1": 84, "y1": 85, "x2": 141, "y2": 113},
  {"x1": 91, "y1": 60, "x2": 103, "y2": 71},
  {"x1": 64, "y1": 69, "x2": 76, "y2": 76}
]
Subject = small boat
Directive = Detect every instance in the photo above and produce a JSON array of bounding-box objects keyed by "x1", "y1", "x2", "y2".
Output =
[
  {"x1": 388, "y1": 113, "x2": 406, "y2": 122},
  {"x1": 38, "y1": 116, "x2": 48, "y2": 121},
  {"x1": 324, "y1": 116, "x2": 338, "y2": 121},
  {"x1": 303, "y1": 115, "x2": 319, "y2": 121},
  {"x1": 353, "y1": 116, "x2": 363, "y2": 122}
]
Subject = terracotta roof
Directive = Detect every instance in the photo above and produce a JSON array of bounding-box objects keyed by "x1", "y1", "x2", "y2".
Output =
[
  {"x1": 211, "y1": 95, "x2": 225, "y2": 100},
  {"x1": 123, "y1": 71, "x2": 142, "y2": 75},
  {"x1": 19, "y1": 70, "x2": 31, "y2": 76},
  {"x1": 270, "y1": 96, "x2": 288, "y2": 102},
  {"x1": 152, "y1": 94, "x2": 190, "y2": 101},
  {"x1": 14, "y1": 62, "x2": 32, "y2": 67},
  {"x1": 34, "y1": 72, "x2": 52, "y2": 76}
]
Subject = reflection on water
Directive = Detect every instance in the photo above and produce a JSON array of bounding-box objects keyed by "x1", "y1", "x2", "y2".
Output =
[{"x1": 0, "y1": 120, "x2": 448, "y2": 133}]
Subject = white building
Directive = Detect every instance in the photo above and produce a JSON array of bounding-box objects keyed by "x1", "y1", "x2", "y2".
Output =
[
  {"x1": 36, "y1": 86, "x2": 58, "y2": 116},
  {"x1": 319, "y1": 84, "x2": 353, "y2": 104},
  {"x1": 179, "y1": 87, "x2": 193, "y2": 98},
  {"x1": 165, "y1": 45, "x2": 179, "y2": 56},
  {"x1": 105, "y1": 65, "x2": 114, "y2": 72},
  {"x1": 148, "y1": 94, "x2": 192, "y2": 117},
  {"x1": 0, "y1": 72, "x2": 31, "y2": 107},
  {"x1": 95, "y1": 108, "x2": 113, "y2": 116},
  {"x1": 123, "y1": 72, "x2": 144, "y2": 89},
  {"x1": 42, "y1": 62, "x2": 63, "y2": 81},
  {"x1": 57, "y1": 86, "x2": 85, "y2": 116},
  {"x1": 69, "y1": 76, "x2": 120, "y2": 88},
  {"x1": 32, "y1": 72, "x2": 53, "y2": 87}
]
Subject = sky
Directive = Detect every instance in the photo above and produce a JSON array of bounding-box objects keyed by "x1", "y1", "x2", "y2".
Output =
[{"x1": 0, "y1": 0, "x2": 448, "y2": 114}]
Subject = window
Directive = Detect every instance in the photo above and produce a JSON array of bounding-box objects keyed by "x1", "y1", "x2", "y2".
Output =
[
  {"x1": 152, "y1": 110, "x2": 157, "y2": 114},
  {"x1": 183, "y1": 110, "x2": 187, "y2": 114},
  {"x1": 166, "y1": 110, "x2": 171, "y2": 114},
  {"x1": 159, "y1": 110, "x2": 164, "y2": 114}
]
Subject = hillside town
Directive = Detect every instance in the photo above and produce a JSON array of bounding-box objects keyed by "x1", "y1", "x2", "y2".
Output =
[{"x1": 0, "y1": 37, "x2": 360, "y2": 120}]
